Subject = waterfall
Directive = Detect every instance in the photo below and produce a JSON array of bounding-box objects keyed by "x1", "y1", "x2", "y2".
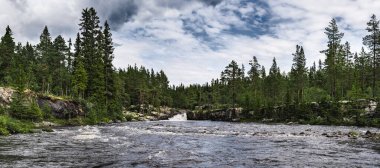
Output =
[{"x1": 168, "y1": 113, "x2": 187, "y2": 121}]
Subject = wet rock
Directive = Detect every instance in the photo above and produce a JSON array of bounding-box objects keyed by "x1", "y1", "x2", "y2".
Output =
[
  {"x1": 145, "y1": 116, "x2": 157, "y2": 121},
  {"x1": 30, "y1": 129, "x2": 43, "y2": 133},
  {"x1": 42, "y1": 128, "x2": 54, "y2": 132},
  {"x1": 187, "y1": 108, "x2": 241, "y2": 121},
  {"x1": 37, "y1": 96, "x2": 84, "y2": 119},
  {"x1": 35, "y1": 121, "x2": 60, "y2": 127},
  {"x1": 347, "y1": 131, "x2": 359, "y2": 139},
  {"x1": 323, "y1": 132, "x2": 341, "y2": 138},
  {"x1": 365, "y1": 130, "x2": 372, "y2": 136}
]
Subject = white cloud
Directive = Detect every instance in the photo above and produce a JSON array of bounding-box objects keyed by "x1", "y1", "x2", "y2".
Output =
[{"x1": 0, "y1": 0, "x2": 379, "y2": 85}]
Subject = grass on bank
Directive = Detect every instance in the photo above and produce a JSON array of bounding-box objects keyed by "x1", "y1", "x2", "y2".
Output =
[{"x1": 0, "y1": 115, "x2": 34, "y2": 136}]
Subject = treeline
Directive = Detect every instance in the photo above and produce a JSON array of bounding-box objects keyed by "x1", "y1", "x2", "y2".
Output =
[
  {"x1": 172, "y1": 16, "x2": 380, "y2": 112},
  {"x1": 1, "y1": 7, "x2": 380, "y2": 125},
  {"x1": 0, "y1": 8, "x2": 171, "y2": 122}
]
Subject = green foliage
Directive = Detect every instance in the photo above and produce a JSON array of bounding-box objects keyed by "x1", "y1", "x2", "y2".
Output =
[
  {"x1": 347, "y1": 84, "x2": 369, "y2": 100},
  {"x1": 1, "y1": 8, "x2": 380, "y2": 129},
  {"x1": 41, "y1": 103, "x2": 53, "y2": 120},
  {"x1": 0, "y1": 106, "x2": 6, "y2": 115},
  {"x1": 304, "y1": 87, "x2": 331, "y2": 102},
  {"x1": 9, "y1": 92, "x2": 42, "y2": 122},
  {"x1": 0, "y1": 115, "x2": 34, "y2": 135}
]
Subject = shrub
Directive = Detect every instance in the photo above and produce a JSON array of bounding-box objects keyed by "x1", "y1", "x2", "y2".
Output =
[
  {"x1": 0, "y1": 115, "x2": 34, "y2": 135},
  {"x1": 304, "y1": 87, "x2": 331, "y2": 102},
  {"x1": 0, "y1": 127, "x2": 9, "y2": 136},
  {"x1": 29, "y1": 102, "x2": 43, "y2": 122},
  {"x1": 41, "y1": 103, "x2": 53, "y2": 120}
]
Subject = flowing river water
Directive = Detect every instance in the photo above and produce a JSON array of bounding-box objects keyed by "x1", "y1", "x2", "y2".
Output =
[{"x1": 0, "y1": 114, "x2": 380, "y2": 167}]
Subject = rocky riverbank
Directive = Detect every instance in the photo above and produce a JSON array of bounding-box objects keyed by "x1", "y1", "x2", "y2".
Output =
[
  {"x1": 124, "y1": 105, "x2": 188, "y2": 121},
  {"x1": 0, "y1": 87, "x2": 186, "y2": 135},
  {"x1": 187, "y1": 108, "x2": 242, "y2": 122}
]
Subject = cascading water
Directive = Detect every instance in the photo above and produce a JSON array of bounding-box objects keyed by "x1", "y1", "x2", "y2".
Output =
[
  {"x1": 1, "y1": 121, "x2": 380, "y2": 167},
  {"x1": 168, "y1": 113, "x2": 187, "y2": 121}
]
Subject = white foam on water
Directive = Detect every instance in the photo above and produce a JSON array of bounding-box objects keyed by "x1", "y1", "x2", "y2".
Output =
[
  {"x1": 168, "y1": 113, "x2": 187, "y2": 121},
  {"x1": 72, "y1": 126, "x2": 101, "y2": 140}
]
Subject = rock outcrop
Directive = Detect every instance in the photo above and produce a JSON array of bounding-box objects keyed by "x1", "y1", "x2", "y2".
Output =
[
  {"x1": 124, "y1": 106, "x2": 187, "y2": 121},
  {"x1": 37, "y1": 96, "x2": 85, "y2": 119},
  {"x1": 0, "y1": 87, "x2": 15, "y2": 106},
  {"x1": 0, "y1": 87, "x2": 84, "y2": 119}
]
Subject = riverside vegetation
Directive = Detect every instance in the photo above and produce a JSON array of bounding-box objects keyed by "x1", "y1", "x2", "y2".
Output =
[{"x1": 1, "y1": 8, "x2": 380, "y2": 135}]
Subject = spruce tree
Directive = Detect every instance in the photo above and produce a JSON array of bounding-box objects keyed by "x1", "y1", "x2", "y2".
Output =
[
  {"x1": 290, "y1": 45, "x2": 307, "y2": 103},
  {"x1": 52, "y1": 35, "x2": 68, "y2": 95},
  {"x1": 72, "y1": 33, "x2": 87, "y2": 98},
  {"x1": 363, "y1": 14, "x2": 380, "y2": 97},
  {"x1": 36, "y1": 26, "x2": 54, "y2": 93},
  {"x1": 103, "y1": 20, "x2": 116, "y2": 113},
  {"x1": 248, "y1": 56, "x2": 261, "y2": 105},
  {"x1": 0, "y1": 26, "x2": 15, "y2": 85},
  {"x1": 266, "y1": 58, "x2": 281, "y2": 104},
  {"x1": 79, "y1": 7, "x2": 105, "y2": 102}
]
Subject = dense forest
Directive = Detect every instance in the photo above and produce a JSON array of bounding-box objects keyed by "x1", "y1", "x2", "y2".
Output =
[{"x1": 1, "y1": 8, "x2": 380, "y2": 129}]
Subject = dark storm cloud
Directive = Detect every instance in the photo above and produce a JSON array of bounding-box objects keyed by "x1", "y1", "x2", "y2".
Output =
[
  {"x1": 87, "y1": 0, "x2": 225, "y2": 30},
  {"x1": 91, "y1": 0, "x2": 138, "y2": 30},
  {"x1": 198, "y1": 0, "x2": 224, "y2": 6},
  {"x1": 108, "y1": 3, "x2": 138, "y2": 30}
]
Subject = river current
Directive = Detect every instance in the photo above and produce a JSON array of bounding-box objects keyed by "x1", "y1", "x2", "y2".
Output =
[{"x1": 0, "y1": 116, "x2": 379, "y2": 167}]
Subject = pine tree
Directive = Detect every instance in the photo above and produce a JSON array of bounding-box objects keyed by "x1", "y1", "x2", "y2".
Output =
[
  {"x1": 72, "y1": 59, "x2": 87, "y2": 99},
  {"x1": 321, "y1": 18, "x2": 344, "y2": 99},
  {"x1": 290, "y1": 45, "x2": 307, "y2": 103},
  {"x1": 248, "y1": 56, "x2": 261, "y2": 87},
  {"x1": 363, "y1": 14, "x2": 380, "y2": 98},
  {"x1": 36, "y1": 26, "x2": 54, "y2": 93},
  {"x1": 248, "y1": 56, "x2": 262, "y2": 107},
  {"x1": 266, "y1": 58, "x2": 281, "y2": 104},
  {"x1": 309, "y1": 62, "x2": 316, "y2": 87},
  {"x1": 72, "y1": 33, "x2": 87, "y2": 98},
  {"x1": 52, "y1": 35, "x2": 68, "y2": 95},
  {"x1": 102, "y1": 20, "x2": 116, "y2": 113},
  {"x1": 79, "y1": 7, "x2": 105, "y2": 102},
  {"x1": 0, "y1": 26, "x2": 15, "y2": 85},
  {"x1": 342, "y1": 41, "x2": 353, "y2": 98},
  {"x1": 66, "y1": 38, "x2": 73, "y2": 96},
  {"x1": 221, "y1": 60, "x2": 243, "y2": 108}
]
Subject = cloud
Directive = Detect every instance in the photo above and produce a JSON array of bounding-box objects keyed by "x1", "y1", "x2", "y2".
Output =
[
  {"x1": 0, "y1": 0, "x2": 378, "y2": 85},
  {"x1": 198, "y1": 0, "x2": 224, "y2": 6}
]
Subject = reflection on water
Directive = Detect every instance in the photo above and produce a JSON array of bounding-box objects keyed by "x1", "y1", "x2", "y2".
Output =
[{"x1": 0, "y1": 121, "x2": 379, "y2": 167}]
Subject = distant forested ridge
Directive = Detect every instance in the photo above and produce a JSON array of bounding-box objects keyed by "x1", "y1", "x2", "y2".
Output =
[{"x1": 1, "y1": 8, "x2": 380, "y2": 126}]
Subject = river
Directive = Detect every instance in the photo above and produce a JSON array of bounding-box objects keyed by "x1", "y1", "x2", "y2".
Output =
[{"x1": 0, "y1": 115, "x2": 379, "y2": 167}]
